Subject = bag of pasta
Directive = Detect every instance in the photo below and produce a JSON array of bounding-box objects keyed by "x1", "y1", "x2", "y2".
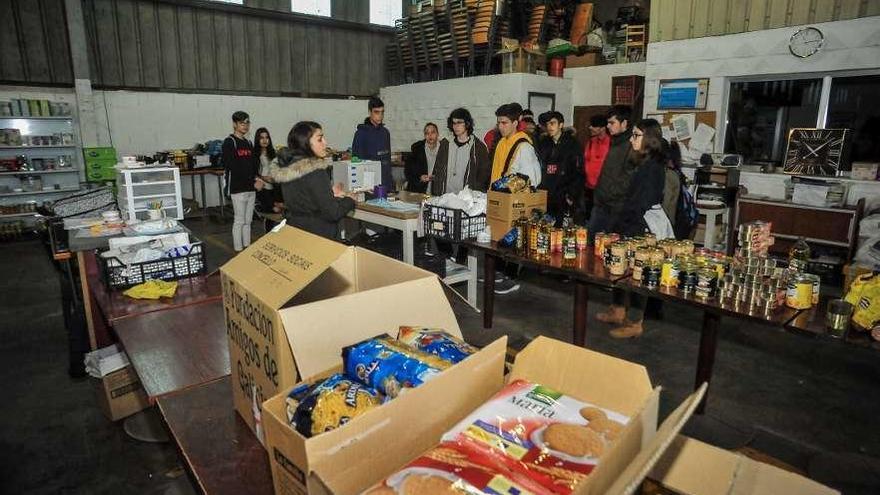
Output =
[{"x1": 287, "y1": 373, "x2": 382, "y2": 438}]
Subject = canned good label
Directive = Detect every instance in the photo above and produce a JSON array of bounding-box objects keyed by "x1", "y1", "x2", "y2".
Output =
[{"x1": 785, "y1": 281, "x2": 812, "y2": 309}]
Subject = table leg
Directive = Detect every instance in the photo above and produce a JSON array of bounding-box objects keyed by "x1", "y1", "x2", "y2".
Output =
[
  {"x1": 467, "y1": 254, "x2": 478, "y2": 309},
  {"x1": 573, "y1": 281, "x2": 588, "y2": 347},
  {"x1": 704, "y1": 213, "x2": 717, "y2": 250},
  {"x1": 200, "y1": 174, "x2": 208, "y2": 218},
  {"x1": 483, "y1": 254, "x2": 496, "y2": 329},
  {"x1": 217, "y1": 173, "x2": 225, "y2": 218},
  {"x1": 77, "y1": 251, "x2": 98, "y2": 350},
  {"x1": 695, "y1": 311, "x2": 721, "y2": 414},
  {"x1": 403, "y1": 229, "x2": 415, "y2": 265}
]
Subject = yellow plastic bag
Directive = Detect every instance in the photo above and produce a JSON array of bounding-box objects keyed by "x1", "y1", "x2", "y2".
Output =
[
  {"x1": 844, "y1": 273, "x2": 880, "y2": 331},
  {"x1": 123, "y1": 279, "x2": 179, "y2": 300}
]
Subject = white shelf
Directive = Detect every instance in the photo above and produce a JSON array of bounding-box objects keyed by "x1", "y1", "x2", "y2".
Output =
[
  {"x1": 0, "y1": 187, "x2": 79, "y2": 198},
  {"x1": 131, "y1": 180, "x2": 176, "y2": 186},
  {"x1": 0, "y1": 145, "x2": 76, "y2": 150},
  {"x1": 0, "y1": 115, "x2": 73, "y2": 120},
  {"x1": 0, "y1": 168, "x2": 79, "y2": 176},
  {"x1": 132, "y1": 193, "x2": 177, "y2": 200}
]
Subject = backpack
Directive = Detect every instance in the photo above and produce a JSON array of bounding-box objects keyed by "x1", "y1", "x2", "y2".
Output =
[{"x1": 673, "y1": 171, "x2": 699, "y2": 240}]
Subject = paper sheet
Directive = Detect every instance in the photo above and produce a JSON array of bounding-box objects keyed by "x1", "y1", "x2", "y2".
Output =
[
  {"x1": 671, "y1": 114, "x2": 695, "y2": 141},
  {"x1": 661, "y1": 126, "x2": 675, "y2": 142},
  {"x1": 690, "y1": 123, "x2": 716, "y2": 150}
]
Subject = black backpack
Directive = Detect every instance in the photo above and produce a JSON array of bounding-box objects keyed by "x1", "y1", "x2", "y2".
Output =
[{"x1": 673, "y1": 170, "x2": 699, "y2": 240}]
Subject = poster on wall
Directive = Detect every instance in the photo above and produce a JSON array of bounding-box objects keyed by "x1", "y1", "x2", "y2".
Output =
[{"x1": 657, "y1": 78, "x2": 709, "y2": 110}]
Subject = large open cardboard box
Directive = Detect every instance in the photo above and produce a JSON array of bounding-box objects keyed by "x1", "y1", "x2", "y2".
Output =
[
  {"x1": 486, "y1": 189, "x2": 547, "y2": 241},
  {"x1": 220, "y1": 226, "x2": 458, "y2": 441},
  {"x1": 263, "y1": 335, "x2": 707, "y2": 495},
  {"x1": 647, "y1": 435, "x2": 839, "y2": 495}
]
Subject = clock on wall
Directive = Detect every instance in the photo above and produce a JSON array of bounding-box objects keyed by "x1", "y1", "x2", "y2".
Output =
[
  {"x1": 783, "y1": 128, "x2": 852, "y2": 176},
  {"x1": 789, "y1": 27, "x2": 824, "y2": 58}
]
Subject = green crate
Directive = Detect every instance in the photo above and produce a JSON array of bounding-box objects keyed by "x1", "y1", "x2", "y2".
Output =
[
  {"x1": 85, "y1": 160, "x2": 117, "y2": 182},
  {"x1": 83, "y1": 147, "x2": 117, "y2": 161}
]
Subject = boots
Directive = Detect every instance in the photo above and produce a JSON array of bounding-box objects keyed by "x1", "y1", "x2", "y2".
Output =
[
  {"x1": 609, "y1": 320, "x2": 644, "y2": 339},
  {"x1": 596, "y1": 305, "x2": 626, "y2": 325}
]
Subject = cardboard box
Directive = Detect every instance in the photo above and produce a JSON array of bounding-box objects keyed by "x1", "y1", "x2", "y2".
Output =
[
  {"x1": 499, "y1": 47, "x2": 546, "y2": 74},
  {"x1": 264, "y1": 335, "x2": 705, "y2": 495},
  {"x1": 851, "y1": 162, "x2": 879, "y2": 181},
  {"x1": 648, "y1": 435, "x2": 839, "y2": 494},
  {"x1": 566, "y1": 52, "x2": 603, "y2": 68},
  {"x1": 485, "y1": 189, "x2": 547, "y2": 241},
  {"x1": 221, "y1": 226, "x2": 460, "y2": 441},
  {"x1": 93, "y1": 365, "x2": 149, "y2": 421}
]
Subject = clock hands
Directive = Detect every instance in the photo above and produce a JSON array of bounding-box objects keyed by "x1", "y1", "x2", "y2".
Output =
[{"x1": 803, "y1": 140, "x2": 831, "y2": 158}]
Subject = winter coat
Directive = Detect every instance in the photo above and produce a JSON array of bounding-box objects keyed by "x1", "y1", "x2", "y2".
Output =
[
  {"x1": 430, "y1": 136, "x2": 491, "y2": 195},
  {"x1": 404, "y1": 139, "x2": 442, "y2": 193},
  {"x1": 351, "y1": 119, "x2": 393, "y2": 188},
  {"x1": 593, "y1": 128, "x2": 635, "y2": 213},
  {"x1": 269, "y1": 150, "x2": 355, "y2": 240},
  {"x1": 536, "y1": 130, "x2": 584, "y2": 220},
  {"x1": 611, "y1": 154, "x2": 666, "y2": 237},
  {"x1": 584, "y1": 132, "x2": 611, "y2": 189}
]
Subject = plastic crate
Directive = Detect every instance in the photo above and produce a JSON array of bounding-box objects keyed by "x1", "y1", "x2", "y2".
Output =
[
  {"x1": 423, "y1": 204, "x2": 486, "y2": 241},
  {"x1": 99, "y1": 242, "x2": 207, "y2": 290}
]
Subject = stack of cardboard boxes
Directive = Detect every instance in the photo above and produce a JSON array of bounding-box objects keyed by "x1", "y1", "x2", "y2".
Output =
[{"x1": 222, "y1": 226, "x2": 839, "y2": 495}]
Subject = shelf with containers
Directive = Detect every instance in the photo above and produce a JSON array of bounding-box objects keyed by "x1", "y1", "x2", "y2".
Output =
[
  {"x1": 116, "y1": 167, "x2": 184, "y2": 221},
  {"x1": 0, "y1": 102, "x2": 83, "y2": 227}
]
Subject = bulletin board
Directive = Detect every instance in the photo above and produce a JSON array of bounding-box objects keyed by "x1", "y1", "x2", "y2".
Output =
[{"x1": 647, "y1": 110, "x2": 717, "y2": 163}]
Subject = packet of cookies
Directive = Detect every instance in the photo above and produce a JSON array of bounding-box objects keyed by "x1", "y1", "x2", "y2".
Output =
[
  {"x1": 397, "y1": 326, "x2": 478, "y2": 364},
  {"x1": 286, "y1": 373, "x2": 382, "y2": 438},
  {"x1": 342, "y1": 336, "x2": 451, "y2": 399},
  {"x1": 362, "y1": 440, "x2": 552, "y2": 495},
  {"x1": 441, "y1": 379, "x2": 629, "y2": 494}
]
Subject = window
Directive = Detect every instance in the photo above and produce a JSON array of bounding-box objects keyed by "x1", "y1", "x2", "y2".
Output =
[
  {"x1": 827, "y1": 75, "x2": 880, "y2": 164},
  {"x1": 371, "y1": 0, "x2": 403, "y2": 26},
  {"x1": 724, "y1": 79, "x2": 822, "y2": 164},
  {"x1": 291, "y1": 0, "x2": 330, "y2": 17}
]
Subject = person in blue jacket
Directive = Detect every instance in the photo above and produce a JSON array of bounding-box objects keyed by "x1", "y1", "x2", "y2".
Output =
[{"x1": 352, "y1": 96, "x2": 393, "y2": 189}]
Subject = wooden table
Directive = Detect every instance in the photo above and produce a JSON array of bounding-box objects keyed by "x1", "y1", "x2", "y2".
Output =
[
  {"x1": 618, "y1": 276, "x2": 801, "y2": 413},
  {"x1": 786, "y1": 295, "x2": 880, "y2": 350},
  {"x1": 114, "y1": 299, "x2": 230, "y2": 403},
  {"x1": 464, "y1": 241, "x2": 625, "y2": 347},
  {"x1": 157, "y1": 376, "x2": 273, "y2": 495}
]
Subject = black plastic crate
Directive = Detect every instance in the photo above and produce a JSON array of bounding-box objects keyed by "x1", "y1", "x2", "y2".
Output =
[
  {"x1": 423, "y1": 204, "x2": 486, "y2": 241},
  {"x1": 99, "y1": 242, "x2": 207, "y2": 290}
]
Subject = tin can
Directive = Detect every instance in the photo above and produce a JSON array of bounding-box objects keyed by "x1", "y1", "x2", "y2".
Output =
[
  {"x1": 660, "y1": 258, "x2": 680, "y2": 288},
  {"x1": 633, "y1": 246, "x2": 651, "y2": 281},
  {"x1": 643, "y1": 233, "x2": 657, "y2": 247},
  {"x1": 608, "y1": 242, "x2": 627, "y2": 276},
  {"x1": 785, "y1": 274, "x2": 813, "y2": 309},
  {"x1": 551, "y1": 228, "x2": 563, "y2": 253},
  {"x1": 643, "y1": 262, "x2": 661, "y2": 288},
  {"x1": 679, "y1": 262, "x2": 698, "y2": 293},
  {"x1": 648, "y1": 248, "x2": 665, "y2": 265},
  {"x1": 576, "y1": 227, "x2": 588, "y2": 251},
  {"x1": 805, "y1": 273, "x2": 821, "y2": 305},
  {"x1": 594, "y1": 232, "x2": 606, "y2": 257},
  {"x1": 695, "y1": 267, "x2": 717, "y2": 299}
]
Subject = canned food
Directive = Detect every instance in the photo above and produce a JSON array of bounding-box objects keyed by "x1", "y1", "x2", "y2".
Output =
[
  {"x1": 660, "y1": 259, "x2": 680, "y2": 288},
  {"x1": 643, "y1": 262, "x2": 661, "y2": 288},
  {"x1": 576, "y1": 227, "x2": 588, "y2": 251},
  {"x1": 633, "y1": 246, "x2": 651, "y2": 281},
  {"x1": 805, "y1": 273, "x2": 821, "y2": 305},
  {"x1": 679, "y1": 263, "x2": 698, "y2": 293},
  {"x1": 695, "y1": 267, "x2": 717, "y2": 299},
  {"x1": 608, "y1": 242, "x2": 627, "y2": 276},
  {"x1": 643, "y1": 233, "x2": 657, "y2": 247},
  {"x1": 785, "y1": 274, "x2": 813, "y2": 309},
  {"x1": 594, "y1": 232, "x2": 606, "y2": 257}
]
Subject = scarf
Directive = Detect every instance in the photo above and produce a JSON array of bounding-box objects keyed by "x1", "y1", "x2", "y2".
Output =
[{"x1": 491, "y1": 130, "x2": 532, "y2": 182}]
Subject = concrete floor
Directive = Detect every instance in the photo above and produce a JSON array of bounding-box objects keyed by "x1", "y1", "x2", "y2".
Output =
[{"x1": 1, "y1": 213, "x2": 879, "y2": 494}]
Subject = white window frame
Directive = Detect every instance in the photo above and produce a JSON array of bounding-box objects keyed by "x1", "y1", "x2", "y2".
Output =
[{"x1": 291, "y1": 0, "x2": 331, "y2": 17}]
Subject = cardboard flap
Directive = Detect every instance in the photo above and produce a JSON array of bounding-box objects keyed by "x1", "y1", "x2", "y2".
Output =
[
  {"x1": 353, "y1": 248, "x2": 437, "y2": 290},
  {"x1": 220, "y1": 226, "x2": 348, "y2": 309},
  {"x1": 310, "y1": 338, "x2": 509, "y2": 494},
  {"x1": 510, "y1": 336, "x2": 653, "y2": 415},
  {"x1": 600, "y1": 383, "x2": 707, "y2": 495},
  {"x1": 280, "y1": 277, "x2": 461, "y2": 379},
  {"x1": 649, "y1": 435, "x2": 840, "y2": 495}
]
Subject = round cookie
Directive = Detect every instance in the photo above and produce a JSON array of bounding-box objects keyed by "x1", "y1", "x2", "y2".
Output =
[
  {"x1": 363, "y1": 486, "x2": 396, "y2": 495},
  {"x1": 579, "y1": 406, "x2": 608, "y2": 422},
  {"x1": 400, "y1": 474, "x2": 455, "y2": 495},
  {"x1": 544, "y1": 423, "x2": 605, "y2": 457},
  {"x1": 586, "y1": 416, "x2": 624, "y2": 440}
]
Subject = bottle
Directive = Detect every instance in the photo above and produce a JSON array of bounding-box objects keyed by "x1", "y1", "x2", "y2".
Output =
[
  {"x1": 788, "y1": 237, "x2": 811, "y2": 272},
  {"x1": 563, "y1": 225, "x2": 577, "y2": 264},
  {"x1": 536, "y1": 219, "x2": 551, "y2": 262},
  {"x1": 513, "y1": 211, "x2": 528, "y2": 255}
]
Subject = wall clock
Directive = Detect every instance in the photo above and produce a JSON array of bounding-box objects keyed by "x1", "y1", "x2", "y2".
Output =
[
  {"x1": 789, "y1": 27, "x2": 824, "y2": 58},
  {"x1": 783, "y1": 128, "x2": 851, "y2": 176}
]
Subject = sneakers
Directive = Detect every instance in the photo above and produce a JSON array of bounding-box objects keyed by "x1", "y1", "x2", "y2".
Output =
[
  {"x1": 478, "y1": 275, "x2": 506, "y2": 283},
  {"x1": 596, "y1": 305, "x2": 626, "y2": 325},
  {"x1": 609, "y1": 321, "x2": 644, "y2": 339},
  {"x1": 494, "y1": 279, "x2": 521, "y2": 295}
]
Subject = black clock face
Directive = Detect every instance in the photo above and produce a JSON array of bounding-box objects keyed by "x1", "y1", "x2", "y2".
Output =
[{"x1": 783, "y1": 128, "x2": 847, "y2": 176}]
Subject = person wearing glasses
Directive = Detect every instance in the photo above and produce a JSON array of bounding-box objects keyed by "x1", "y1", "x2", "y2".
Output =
[
  {"x1": 223, "y1": 111, "x2": 263, "y2": 252},
  {"x1": 604, "y1": 118, "x2": 674, "y2": 339},
  {"x1": 430, "y1": 108, "x2": 490, "y2": 195}
]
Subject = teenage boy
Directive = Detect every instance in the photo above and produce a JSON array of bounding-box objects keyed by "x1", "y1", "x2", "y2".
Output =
[
  {"x1": 590, "y1": 105, "x2": 634, "y2": 236},
  {"x1": 536, "y1": 111, "x2": 584, "y2": 225},
  {"x1": 223, "y1": 111, "x2": 260, "y2": 252},
  {"x1": 490, "y1": 103, "x2": 541, "y2": 187},
  {"x1": 352, "y1": 96, "x2": 393, "y2": 189}
]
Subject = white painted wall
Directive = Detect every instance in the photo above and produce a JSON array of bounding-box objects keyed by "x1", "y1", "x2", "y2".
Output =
[
  {"x1": 565, "y1": 62, "x2": 646, "y2": 107},
  {"x1": 644, "y1": 16, "x2": 880, "y2": 151},
  {"x1": 380, "y1": 73, "x2": 572, "y2": 151}
]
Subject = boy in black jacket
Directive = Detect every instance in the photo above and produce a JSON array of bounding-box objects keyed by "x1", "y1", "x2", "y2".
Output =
[
  {"x1": 223, "y1": 111, "x2": 262, "y2": 251},
  {"x1": 536, "y1": 111, "x2": 585, "y2": 225}
]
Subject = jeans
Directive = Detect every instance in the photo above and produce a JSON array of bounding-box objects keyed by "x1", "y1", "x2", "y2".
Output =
[{"x1": 231, "y1": 191, "x2": 256, "y2": 251}]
